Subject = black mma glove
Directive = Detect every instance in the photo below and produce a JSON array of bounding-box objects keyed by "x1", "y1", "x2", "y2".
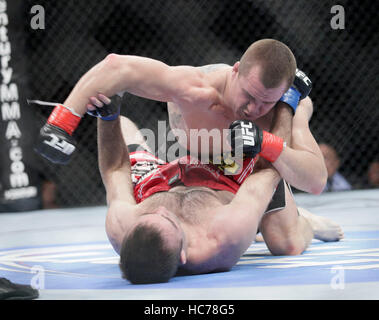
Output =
[
  {"x1": 35, "y1": 123, "x2": 77, "y2": 165},
  {"x1": 279, "y1": 68, "x2": 312, "y2": 113},
  {"x1": 229, "y1": 120, "x2": 285, "y2": 162}
]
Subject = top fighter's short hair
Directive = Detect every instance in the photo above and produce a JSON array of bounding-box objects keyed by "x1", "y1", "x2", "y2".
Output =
[{"x1": 239, "y1": 39, "x2": 297, "y2": 90}]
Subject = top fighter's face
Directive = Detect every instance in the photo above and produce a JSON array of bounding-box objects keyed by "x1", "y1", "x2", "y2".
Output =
[{"x1": 230, "y1": 63, "x2": 288, "y2": 120}]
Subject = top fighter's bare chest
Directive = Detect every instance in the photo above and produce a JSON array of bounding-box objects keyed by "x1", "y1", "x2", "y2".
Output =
[
  {"x1": 167, "y1": 64, "x2": 233, "y2": 133},
  {"x1": 168, "y1": 101, "x2": 233, "y2": 132}
]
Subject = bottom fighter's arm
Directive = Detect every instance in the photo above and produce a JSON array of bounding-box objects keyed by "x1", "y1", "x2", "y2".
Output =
[
  {"x1": 98, "y1": 118, "x2": 136, "y2": 206},
  {"x1": 98, "y1": 117, "x2": 138, "y2": 253},
  {"x1": 268, "y1": 69, "x2": 327, "y2": 194},
  {"x1": 207, "y1": 166, "x2": 281, "y2": 269}
]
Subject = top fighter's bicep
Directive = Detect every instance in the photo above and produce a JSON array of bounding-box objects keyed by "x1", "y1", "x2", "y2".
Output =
[{"x1": 112, "y1": 55, "x2": 206, "y2": 103}]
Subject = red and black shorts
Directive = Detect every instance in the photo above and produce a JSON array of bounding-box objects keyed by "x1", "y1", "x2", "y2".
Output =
[{"x1": 127, "y1": 143, "x2": 289, "y2": 213}]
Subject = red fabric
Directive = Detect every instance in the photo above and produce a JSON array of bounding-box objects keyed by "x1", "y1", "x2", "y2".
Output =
[{"x1": 132, "y1": 153, "x2": 257, "y2": 203}]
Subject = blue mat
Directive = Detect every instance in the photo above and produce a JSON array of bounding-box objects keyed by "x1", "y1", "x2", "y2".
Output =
[
  {"x1": 1, "y1": 189, "x2": 378, "y2": 299},
  {"x1": 1, "y1": 230, "x2": 378, "y2": 290}
]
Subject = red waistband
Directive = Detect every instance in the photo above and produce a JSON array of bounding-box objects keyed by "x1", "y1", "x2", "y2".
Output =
[{"x1": 133, "y1": 155, "x2": 257, "y2": 203}]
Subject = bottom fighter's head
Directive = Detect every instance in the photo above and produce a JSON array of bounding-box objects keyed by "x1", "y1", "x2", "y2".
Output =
[{"x1": 119, "y1": 206, "x2": 186, "y2": 284}]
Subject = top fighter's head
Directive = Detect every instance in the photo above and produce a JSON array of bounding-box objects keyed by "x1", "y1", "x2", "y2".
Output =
[
  {"x1": 119, "y1": 206, "x2": 186, "y2": 284},
  {"x1": 229, "y1": 39, "x2": 297, "y2": 120}
]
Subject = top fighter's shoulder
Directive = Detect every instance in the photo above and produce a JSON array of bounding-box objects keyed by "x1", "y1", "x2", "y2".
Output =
[
  {"x1": 196, "y1": 63, "x2": 232, "y2": 74},
  {"x1": 169, "y1": 65, "x2": 223, "y2": 105}
]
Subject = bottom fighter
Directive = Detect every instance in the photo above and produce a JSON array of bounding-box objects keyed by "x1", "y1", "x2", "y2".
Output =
[{"x1": 92, "y1": 99, "x2": 343, "y2": 284}]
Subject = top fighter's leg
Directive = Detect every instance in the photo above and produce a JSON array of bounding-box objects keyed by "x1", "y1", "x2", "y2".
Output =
[
  {"x1": 258, "y1": 99, "x2": 343, "y2": 255},
  {"x1": 255, "y1": 206, "x2": 344, "y2": 244},
  {"x1": 298, "y1": 207, "x2": 344, "y2": 242},
  {"x1": 258, "y1": 183, "x2": 314, "y2": 255},
  {"x1": 258, "y1": 183, "x2": 344, "y2": 255}
]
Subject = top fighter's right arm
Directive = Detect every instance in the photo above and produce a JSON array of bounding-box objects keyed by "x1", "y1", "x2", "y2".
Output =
[
  {"x1": 65, "y1": 54, "x2": 206, "y2": 115},
  {"x1": 35, "y1": 55, "x2": 209, "y2": 164}
]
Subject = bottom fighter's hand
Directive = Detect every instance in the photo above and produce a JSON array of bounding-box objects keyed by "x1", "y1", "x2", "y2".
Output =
[{"x1": 86, "y1": 94, "x2": 121, "y2": 121}]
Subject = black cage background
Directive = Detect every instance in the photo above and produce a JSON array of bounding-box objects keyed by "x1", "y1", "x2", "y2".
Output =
[{"x1": 25, "y1": 0, "x2": 378, "y2": 207}]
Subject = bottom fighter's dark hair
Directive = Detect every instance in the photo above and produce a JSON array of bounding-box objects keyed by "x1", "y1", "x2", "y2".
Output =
[{"x1": 119, "y1": 221, "x2": 182, "y2": 284}]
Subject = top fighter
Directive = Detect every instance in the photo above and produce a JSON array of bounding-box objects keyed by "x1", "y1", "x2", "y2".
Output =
[{"x1": 35, "y1": 39, "x2": 326, "y2": 195}]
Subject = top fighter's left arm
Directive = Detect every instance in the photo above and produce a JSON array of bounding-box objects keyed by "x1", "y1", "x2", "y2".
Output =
[
  {"x1": 271, "y1": 96, "x2": 327, "y2": 194},
  {"x1": 229, "y1": 97, "x2": 327, "y2": 194},
  {"x1": 234, "y1": 69, "x2": 327, "y2": 194}
]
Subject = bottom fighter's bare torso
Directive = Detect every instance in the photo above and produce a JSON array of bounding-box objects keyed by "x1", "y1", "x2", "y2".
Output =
[{"x1": 138, "y1": 184, "x2": 234, "y2": 226}]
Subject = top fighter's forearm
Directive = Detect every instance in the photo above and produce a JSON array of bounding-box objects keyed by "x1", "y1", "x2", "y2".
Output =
[
  {"x1": 63, "y1": 54, "x2": 137, "y2": 116},
  {"x1": 271, "y1": 98, "x2": 327, "y2": 194},
  {"x1": 269, "y1": 101, "x2": 293, "y2": 146},
  {"x1": 64, "y1": 56, "x2": 125, "y2": 116}
]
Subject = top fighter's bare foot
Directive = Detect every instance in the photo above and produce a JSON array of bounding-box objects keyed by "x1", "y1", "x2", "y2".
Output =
[
  {"x1": 298, "y1": 207, "x2": 344, "y2": 242},
  {"x1": 255, "y1": 208, "x2": 344, "y2": 243}
]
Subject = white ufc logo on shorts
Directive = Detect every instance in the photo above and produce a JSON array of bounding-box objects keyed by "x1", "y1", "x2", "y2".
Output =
[
  {"x1": 240, "y1": 122, "x2": 255, "y2": 146},
  {"x1": 43, "y1": 134, "x2": 75, "y2": 155}
]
